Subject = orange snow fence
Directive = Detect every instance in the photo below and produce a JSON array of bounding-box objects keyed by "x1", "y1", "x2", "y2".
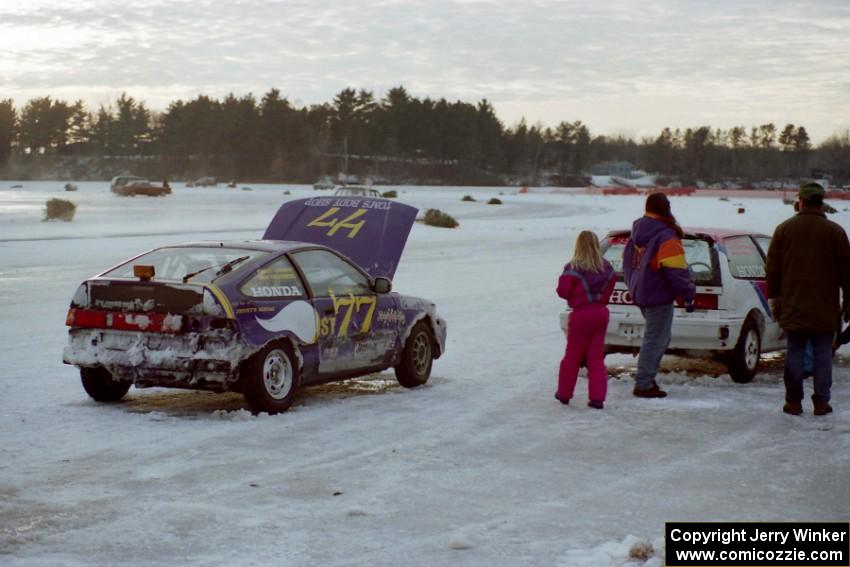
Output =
[{"x1": 602, "y1": 186, "x2": 639, "y2": 195}]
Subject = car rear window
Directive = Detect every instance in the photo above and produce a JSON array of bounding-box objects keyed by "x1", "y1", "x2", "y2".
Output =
[
  {"x1": 103, "y1": 247, "x2": 268, "y2": 283},
  {"x1": 723, "y1": 236, "x2": 766, "y2": 279},
  {"x1": 602, "y1": 234, "x2": 719, "y2": 285}
]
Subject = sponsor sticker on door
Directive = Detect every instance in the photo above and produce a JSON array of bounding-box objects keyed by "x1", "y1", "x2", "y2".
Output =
[{"x1": 610, "y1": 289, "x2": 634, "y2": 305}]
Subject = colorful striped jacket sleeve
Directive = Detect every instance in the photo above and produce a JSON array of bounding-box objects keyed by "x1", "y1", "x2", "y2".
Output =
[{"x1": 655, "y1": 236, "x2": 695, "y2": 301}]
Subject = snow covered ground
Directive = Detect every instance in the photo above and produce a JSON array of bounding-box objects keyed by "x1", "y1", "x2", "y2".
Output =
[{"x1": 1, "y1": 181, "x2": 848, "y2": 566}]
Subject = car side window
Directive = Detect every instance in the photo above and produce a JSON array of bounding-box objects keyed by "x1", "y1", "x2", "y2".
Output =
[
  {"x1": 240, "y1": 256, "x2": 305, "y2": 299},
  {"x1": 724, "y1": 236, "x2": 766, "y2": 279},
  {"x1": 292, "y1": 249, "x2": 371, "y2": 297}
]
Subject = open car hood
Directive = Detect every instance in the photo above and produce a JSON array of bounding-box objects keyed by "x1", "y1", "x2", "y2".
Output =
[{"x1": 263, "y1": 196, "x2": 418, "y2": 279}]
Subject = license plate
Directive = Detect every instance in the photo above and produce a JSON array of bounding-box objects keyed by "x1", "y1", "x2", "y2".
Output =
[{"x1": 620, "y1": 324, "x2": 644, "y2": 339}]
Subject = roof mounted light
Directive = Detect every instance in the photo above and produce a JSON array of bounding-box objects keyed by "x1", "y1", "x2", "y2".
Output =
[{"x1": 134, "y1": 265, "x2": 155, "y2": 281}]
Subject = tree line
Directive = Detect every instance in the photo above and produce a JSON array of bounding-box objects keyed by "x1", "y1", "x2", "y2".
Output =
[{"x1": 0, "y1": 87, "x2": 848, "y2": 185}]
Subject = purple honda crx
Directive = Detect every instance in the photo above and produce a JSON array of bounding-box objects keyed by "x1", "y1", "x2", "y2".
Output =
[{"x1": 63, "y1": 197, "x2": 447, "y2": 414}]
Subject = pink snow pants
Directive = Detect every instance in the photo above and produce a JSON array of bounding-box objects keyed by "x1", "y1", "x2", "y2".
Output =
[{"x1": 558, "y1": 303, "x2": 609, "y2": 402}]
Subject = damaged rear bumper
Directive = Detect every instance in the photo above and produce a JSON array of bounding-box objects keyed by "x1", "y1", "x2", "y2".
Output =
[{"x1": 63, "y1": 328, "x2": 250, "y2": 391}]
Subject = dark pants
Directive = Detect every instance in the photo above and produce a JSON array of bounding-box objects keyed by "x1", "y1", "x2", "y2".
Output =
[
  {"x1": 785, "y1": 331, "x2": 833, "y2": 403},
  {"x1": 635, "y1": 304, "x2": 673, "y2": 390}
]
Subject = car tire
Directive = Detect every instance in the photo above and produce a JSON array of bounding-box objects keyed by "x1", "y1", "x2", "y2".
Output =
[
  {"x1": 395, "y1": 322, "x2": 434, "y2": 388},
  {"x1": 727, "y1": 317, "x2": 761, "y2": 383},
  {"x1": 80, "y1": 367, "x2": 131, "y2": 402},
  {"x1": 242, "y1": 342, "x2": 300, "y2": 414}
]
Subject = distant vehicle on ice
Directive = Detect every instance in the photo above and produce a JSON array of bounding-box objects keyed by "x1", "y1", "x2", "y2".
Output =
[
  {"x1": 110, "y1": 176, "x2": 171, "y2": 197},
  {"x1": 313, "y1": 176, "x2": 337, "y2": 190},
  {"x1": 187, "y1": 177, "x2": 217, "y2": 188},
  {"x1": 334, "y1": 186, "x2": 381, "y2": 198}
]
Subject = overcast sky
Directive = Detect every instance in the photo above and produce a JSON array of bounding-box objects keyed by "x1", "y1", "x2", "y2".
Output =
[{"x1": 2, "y1": 0, "x2": 849, "y2": 142}]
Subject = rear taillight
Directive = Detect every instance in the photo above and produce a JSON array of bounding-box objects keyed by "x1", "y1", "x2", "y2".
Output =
[
  {"x1": 66, "y1": 308, "x2": 107, "y2": 327},
  {"x1": 66, "y1": 308, "x2": 184, "y2": 333},
  {"x1": 676, "y1": 294, "x2": 719, "y2": 310}
]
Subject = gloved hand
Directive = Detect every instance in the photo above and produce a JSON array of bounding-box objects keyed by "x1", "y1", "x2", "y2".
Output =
[
  {"x1": 768, "y1": 298, "x2": 781, "y2": 320},
  {"x1": 685, "y1": 300, "x2": 695, "y2": 313}
]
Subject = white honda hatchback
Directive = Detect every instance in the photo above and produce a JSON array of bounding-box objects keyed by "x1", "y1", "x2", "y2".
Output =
[{"x1": 559, "y1": 228, "x2": 783, "y2": 383}]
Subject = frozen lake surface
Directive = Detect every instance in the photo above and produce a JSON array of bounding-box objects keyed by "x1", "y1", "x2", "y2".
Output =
[{"x1": 1, "y1": 181, "x2": 849, "y2": 566}]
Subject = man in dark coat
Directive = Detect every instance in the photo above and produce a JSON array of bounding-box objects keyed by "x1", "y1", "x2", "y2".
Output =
[{"x1": 766, "y1": 182, "x2": 850, "y2": 416}]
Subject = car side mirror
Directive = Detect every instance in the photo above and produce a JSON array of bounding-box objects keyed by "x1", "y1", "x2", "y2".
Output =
[{"x1": 372, "y1": 277, "x2": 392, "y2": 294}]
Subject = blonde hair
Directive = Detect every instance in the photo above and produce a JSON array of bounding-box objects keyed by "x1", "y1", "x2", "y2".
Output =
[{"x1": 570, "y1": 231, "x2": 604, "y2": 272}]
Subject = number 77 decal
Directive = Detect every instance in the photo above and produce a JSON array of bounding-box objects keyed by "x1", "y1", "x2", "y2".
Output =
[
  {"x1": 307, "y1": 208, "x2": 368, "y2": 238},
  {"x1": 329, "y1": 291, "x2": 377, "y2": 335}
]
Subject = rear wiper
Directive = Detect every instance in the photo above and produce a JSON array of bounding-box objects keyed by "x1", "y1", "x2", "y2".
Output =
[
  {"x1": 182, "y1": 256, "x2": 250, "y2": 283},
  {"x1": 213, "y1": 255, "x2": 250, "y2": 278},
  {"x1": 182, "y1": 266, "x2": 213, "y2": 283}
]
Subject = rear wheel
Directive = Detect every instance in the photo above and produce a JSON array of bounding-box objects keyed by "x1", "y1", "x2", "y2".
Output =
[
  {"x1": 395, "y1": 322, "x2": 434, "y2": 388},
  {"x1": 727, "y1": 318, "x2": 761, "y2": 383},
  {"x1": 242, "y1": 342, "x2": 300, "y2": 414},
  {"x1": 80, "y1": 367, "x2": 131, "y2": 402}
]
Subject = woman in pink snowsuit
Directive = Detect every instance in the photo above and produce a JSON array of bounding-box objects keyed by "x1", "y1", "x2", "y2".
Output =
[{"x1": 556, "y1": 231, "x2": 616, "y2": 409}]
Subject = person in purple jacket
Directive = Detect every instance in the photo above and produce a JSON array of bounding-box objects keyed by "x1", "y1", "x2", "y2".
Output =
[
  {"x1": 623, "y1": 193, "x2": 696, "y2": 398},
  {"x1": 556, "y1": 231, "x2": 616, "y2": 409}
]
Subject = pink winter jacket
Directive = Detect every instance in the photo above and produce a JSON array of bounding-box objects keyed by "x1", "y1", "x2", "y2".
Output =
[{"x1": 556, "y1": 260, "x2": 616, "y2": 309}]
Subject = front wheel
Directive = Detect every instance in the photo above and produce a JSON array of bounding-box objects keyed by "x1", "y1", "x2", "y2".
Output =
[
  {"x1": 80, "y1": 367, "x2": 131, "y2": 402},
  {"x1": 395, "y1": 322, "x2": 434, "y2": 388},
  {"x1": 242, "y1": 342, "x2": 300, "y2": 414},
  {"x1": 727, "y1": 318, "x2": 761, "y2": 383}
]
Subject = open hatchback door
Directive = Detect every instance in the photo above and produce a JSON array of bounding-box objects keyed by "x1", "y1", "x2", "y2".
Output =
[{"x1": 263, "y1": 196, "x2": 418, "y2": 279}]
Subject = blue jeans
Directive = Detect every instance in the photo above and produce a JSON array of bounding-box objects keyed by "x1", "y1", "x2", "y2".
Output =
[
  {"x1": 636, "y1": 304, "x2": 674, "y2": 390},
  {"x1": 785, "y1": 331, "x2": 832, "y2": 403}
]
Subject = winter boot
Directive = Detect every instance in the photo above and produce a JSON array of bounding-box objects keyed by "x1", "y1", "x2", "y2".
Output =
[
  {"x1": 554, "y1": 392, "x2": 570, "y2": 405},
  {"x1": 633, "y1": 383, "x2": 667, "y2": 398},
  {"x1": 782, "y1": 401, "x2": 803, "y2": 415},
  {"x1": 813, "y1": 401, "x2": 833, "y2": 416},
  {"x1": 587, "y1": 400, "x2": 604, "y2": 410}
]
